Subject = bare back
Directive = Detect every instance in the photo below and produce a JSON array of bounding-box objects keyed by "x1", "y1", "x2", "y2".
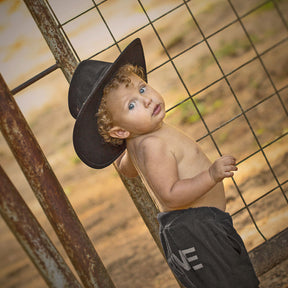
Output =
[{"x1": 127, "y1": 122, "x2": 226, "y2": 212}]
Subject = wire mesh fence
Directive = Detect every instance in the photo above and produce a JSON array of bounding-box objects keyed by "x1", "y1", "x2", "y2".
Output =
[
  {"x1": 44, "y1": 0, "x2": 288, "y2": 249},
  {"x1": 1, "y1": 0, "x2": 288, "y2": 287}
]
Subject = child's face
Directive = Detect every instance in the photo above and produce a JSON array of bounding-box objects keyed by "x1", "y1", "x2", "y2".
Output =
[{"x1": 106, "y1": 72, "x2": 166, "y2": 139}]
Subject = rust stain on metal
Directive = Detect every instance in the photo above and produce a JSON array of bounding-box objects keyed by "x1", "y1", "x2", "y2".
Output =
[
  {"x1": 0, "y1": 165, "x2": 82, "y2": 288},
  {"x1": 249, "y1": 228, "x2": 288, "y2": 276},
  {"x1": 23, "y1": 0, "x2": 78, "y2": 82},
  {"x1": 0, "y1": 73, "x2": 116, "y2": 288},
  {"x1": 117, "y1": 171, "x2": 163, "y2": 252}
]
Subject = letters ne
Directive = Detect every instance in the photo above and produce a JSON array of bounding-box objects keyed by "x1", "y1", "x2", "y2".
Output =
[{"x1": 171, "y1": 247, "x2": 204, "y2": 271}]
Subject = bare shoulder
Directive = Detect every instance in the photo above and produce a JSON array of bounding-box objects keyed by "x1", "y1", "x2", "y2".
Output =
[
  {"x1": 138, "y1": 135, "x2": 169, "y2": 156},
  {"x1": 135, "y1": 135, "x2": 174, "y2": 170}
]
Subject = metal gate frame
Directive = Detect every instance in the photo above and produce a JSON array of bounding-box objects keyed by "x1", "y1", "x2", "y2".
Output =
[{"x1": 0, "y1": 0, "x2": 288, "y2": 287}]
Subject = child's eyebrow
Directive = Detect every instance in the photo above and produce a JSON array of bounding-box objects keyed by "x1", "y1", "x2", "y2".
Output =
[{"x1": 137, "y1": 79, "x2": 146, "y2": 87}]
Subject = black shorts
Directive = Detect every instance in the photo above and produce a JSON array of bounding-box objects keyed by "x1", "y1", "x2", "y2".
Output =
[{"x1": 157, "y1": 207, "x2": 259, "y2": 288}]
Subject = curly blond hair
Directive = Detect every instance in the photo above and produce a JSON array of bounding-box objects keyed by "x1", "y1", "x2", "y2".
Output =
[{"x1": 97, "y1": 64, "x2": 145, "y2": 145}]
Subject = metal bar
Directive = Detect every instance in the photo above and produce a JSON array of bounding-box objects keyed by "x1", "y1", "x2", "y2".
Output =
[
  {"x1": 59, "y1": 0, "x2": 108, "y2": 26},
  {"x1": 44, "y1": 0, "x2": 81, "y2": 62},
  {"x1": 0, "y1": 74, "x2": 116, "y2": 288},
  {"x1": 233, "y1": 179, "x2": 288, "y2": 217},
  {"x1": 116, "y1": 172, "x2": 162, "y2": 252},
  {"x1": 249, "y1": 227, "x2": 288, "y2": 276},
  {"x1": 11, "y1": 63, "x2": 59, "y2": 95},
  {"x1": 92, "y1": 0, "x2": 121, "y2": 52},
  {"x1": 0, "y1": 164, "x2": 83, "y2": 288},
  {"x1": 271, "y1": 0, "x2": 288, "y2": 31},
  {"x1": 23, "y1": 0, "x2": 78, "y2": 82}
]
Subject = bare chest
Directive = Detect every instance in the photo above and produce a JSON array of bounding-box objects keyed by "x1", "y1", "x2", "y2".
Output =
[{"x1": 168, "y1": 131, "x2": 211, "y2": 179}]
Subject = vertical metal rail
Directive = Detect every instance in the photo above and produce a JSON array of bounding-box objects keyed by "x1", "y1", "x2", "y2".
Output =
[
  {"x1": 116, "y1": 173, "x2": 162, "y2": 251},
  {"x1": 0, "y1": 74, "x2": 115, "y2": 288},
  {"x1": 0, "y1": 164, "x2": 82, "y2": 288}
]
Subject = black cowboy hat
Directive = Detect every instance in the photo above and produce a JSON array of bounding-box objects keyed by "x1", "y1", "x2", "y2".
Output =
[{"x1": 68, "y1": 38, "x2": 147, "y2": 169}]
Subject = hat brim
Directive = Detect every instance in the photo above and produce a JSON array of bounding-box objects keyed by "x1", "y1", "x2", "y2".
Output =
[{"x1": 73, "y1": 39, "x2": 146, "y2": 169}]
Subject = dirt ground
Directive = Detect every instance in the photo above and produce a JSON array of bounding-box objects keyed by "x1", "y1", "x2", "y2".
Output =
[{"x1": 1, "y1": 0, "x2": 288, "y2": 287}]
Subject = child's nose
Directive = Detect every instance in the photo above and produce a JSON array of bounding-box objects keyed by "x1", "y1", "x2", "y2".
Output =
[{"x1": 143, "y1": 97, "x2": 152, "y2": 108}]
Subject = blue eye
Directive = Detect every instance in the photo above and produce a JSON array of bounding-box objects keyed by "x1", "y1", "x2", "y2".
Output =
[
  {"x1": 128, "y1": 102, "x2": 135, "y2": 110},
  {"x1": 139, "y1": 86, "x2": 146, "y2": 94}
]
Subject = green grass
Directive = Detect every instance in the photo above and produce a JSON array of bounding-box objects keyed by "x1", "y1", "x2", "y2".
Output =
[
  {"x1": 215, "y1": 38, "x2": 252, "y2": 59},
  {"x1": 212, "y1": 99, "x2": 223, "y2": 109},
  {"x1": 256, "y1": 128, "x2": 265, "y2": 136},
  {"x1": 256, "y1": 1, "x2": 275, "y2": 13},
  {"x1": 168, "y1": 91, "x2": 225, "y2": 126},
  {"x1": 178, "y1": 100, "x2": 204, "y2": 124},
  {"x1": 166, "y1": 34, "x2": 185, "y2": 50},
  {"x1": 197, "y1": 35, "x2": 259, "y2": 72}
]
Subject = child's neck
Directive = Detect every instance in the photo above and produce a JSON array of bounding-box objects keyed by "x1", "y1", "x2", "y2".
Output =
[{"x1": 127, "y1": 120, "x2": 165, "y2": 141}]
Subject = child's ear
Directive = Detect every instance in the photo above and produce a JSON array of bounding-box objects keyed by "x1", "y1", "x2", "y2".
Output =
[{"x1": 109, "y1": 126, "x2": 130, "y2": 139}]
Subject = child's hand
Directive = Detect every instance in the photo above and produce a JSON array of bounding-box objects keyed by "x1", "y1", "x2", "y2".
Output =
[{"x1": 209, "y1": 155, "x2": 238, "y2": 183}]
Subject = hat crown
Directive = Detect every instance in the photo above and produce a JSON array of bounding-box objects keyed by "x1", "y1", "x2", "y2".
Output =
[{"x1": 68, "y1": 60, "x2": 112, "y2": 119}]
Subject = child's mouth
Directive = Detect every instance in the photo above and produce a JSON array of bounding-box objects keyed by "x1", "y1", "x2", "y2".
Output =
[{"x1": 152, "y1": 104, "x2": 161, "y2": 116}]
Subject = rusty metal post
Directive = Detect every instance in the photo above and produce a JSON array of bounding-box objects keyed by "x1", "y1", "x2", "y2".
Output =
[
  {"x1": 0, "y1": 164, "x2": 83, "y2": 288},
  {"x1": 249, "y1": 227, "x2": 288, "y2": 276},
  {"x1": 117, "y1": 173, "x2": 162, "y2": 252},
  {"x1": 0, "y1": 74, "x2": 116, "y2": 288},
  {"x1": 23, "y1": 0, "x2": 78, "y2": 82}
]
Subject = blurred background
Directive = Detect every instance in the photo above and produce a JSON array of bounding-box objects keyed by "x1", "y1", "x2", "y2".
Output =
[{"x1": 0, "y1": 0, "x2": 288, "y2": 287}]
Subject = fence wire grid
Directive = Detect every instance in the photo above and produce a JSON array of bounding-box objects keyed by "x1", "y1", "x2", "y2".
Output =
[
  {"x1": 43, "y1": 0, "x2": 288, "y2": 245},
  {"x1": 1, "y1": 0, "x2": 288, "y2": 286}
]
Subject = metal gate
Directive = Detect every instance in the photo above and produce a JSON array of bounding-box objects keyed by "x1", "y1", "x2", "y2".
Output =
[{"x1": 0, "y1": 0, "x2": 287, "y2": 287}]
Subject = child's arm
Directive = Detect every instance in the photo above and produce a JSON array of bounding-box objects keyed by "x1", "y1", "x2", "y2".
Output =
[
  {"x1": 139, "y1": 137, "x2": 237, "y2": 210},
  {"x1": 114, "y1": 150, "x2": 138, "y2": 178}
]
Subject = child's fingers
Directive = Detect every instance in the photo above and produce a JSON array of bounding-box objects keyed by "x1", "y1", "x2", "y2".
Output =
[
  {"x1": 225, "y1": 165, "x2": 238, "y2": 172},
  {"x1": 222, "y1": 155, "x2": 236, "y2": 164},
  {"x1": 224, "y1": 171, "x2": 234, "y2": 177},
  {"x1": 223, "y1": 165, "x2": 237, "y2": 178}
]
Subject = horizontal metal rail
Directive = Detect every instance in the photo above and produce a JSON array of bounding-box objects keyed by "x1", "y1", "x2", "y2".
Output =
[{"x1": 11, "y1": 64, "x2": 59, "y2": 95}]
